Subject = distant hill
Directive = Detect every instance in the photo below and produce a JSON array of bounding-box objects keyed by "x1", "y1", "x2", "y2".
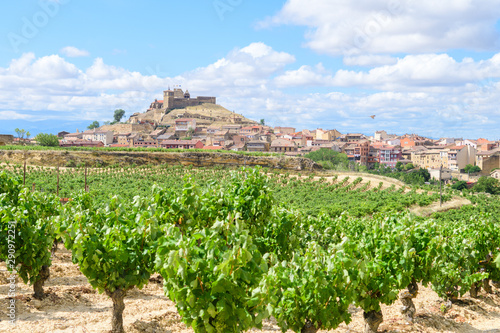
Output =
[{"x1": 127, "y1": 103, "x2": 258, "y2": 129}]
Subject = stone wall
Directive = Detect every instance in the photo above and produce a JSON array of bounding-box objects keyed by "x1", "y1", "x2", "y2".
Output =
[
  {"x1": 480, "y1": 155, "x2": 500, "y2": 175},
  {"x1": 170, "y1": 97, "x2": 216, "y2": 110},
  {"x1": 0, "y1": 135, "x2": 13, "y2": 146},
  {"x1": 100, "y1": 123, "x2": 155, "y2": 134},
  {"x1": 0, "y1": 149, "x2": 321, "y2": 171}
]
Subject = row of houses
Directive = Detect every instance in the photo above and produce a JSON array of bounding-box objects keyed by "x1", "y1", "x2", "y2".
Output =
[{"x1": 57, "y1": 124, "x2": 499, "y2": 175}]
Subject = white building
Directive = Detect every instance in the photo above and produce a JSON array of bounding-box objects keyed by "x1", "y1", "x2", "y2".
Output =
[
  {"x1": 428, "y1": 168, "x2": 452, "y2": 181},
  {"x1": 374, "y1": 130, "x2": 388, "y2": 141},
  {"x1": 82, "y1": 129, "x2": 114, "y2": 145}
]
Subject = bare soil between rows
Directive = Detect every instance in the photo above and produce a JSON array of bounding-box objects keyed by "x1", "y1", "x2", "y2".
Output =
[{"x1": 1, "y1": 245, "x2": 500, "y2": 333}]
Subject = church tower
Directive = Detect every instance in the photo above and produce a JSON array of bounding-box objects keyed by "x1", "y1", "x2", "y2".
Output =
[{"x1": 163, "y1": 89, "x2": 175, "y2": 111}]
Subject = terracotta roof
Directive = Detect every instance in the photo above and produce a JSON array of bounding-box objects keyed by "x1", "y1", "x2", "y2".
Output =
[
  {"x1": 448, "y1": 145, "x2": 466, "y2": 150},
  {"x1": 271, "y1": 138, "x2": 295, "y2": 147},
  {"x1": 161, "y1": 140, "x2": 201, "y2": 145}
]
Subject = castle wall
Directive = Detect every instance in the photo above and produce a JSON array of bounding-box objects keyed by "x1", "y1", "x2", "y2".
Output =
[
  {"x1": 170, "y1": 98, "x2": 216, "y2": 110},
  {"x1": 162, "y1": 90, "x2": 216, "y2": 111}
]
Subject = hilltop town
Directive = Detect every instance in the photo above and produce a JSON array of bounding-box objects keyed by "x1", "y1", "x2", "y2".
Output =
[{"x1": 2, "y1": 88, "x2": 499, "y2": 182}]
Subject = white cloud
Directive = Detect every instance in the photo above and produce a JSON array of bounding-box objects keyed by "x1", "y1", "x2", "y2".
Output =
[
  {"x1": 1, "y1": 44, "x2": 500, "y2": 138},
  {"x1": 0, "y1": 43, "x2": 295, "y2": 122},
  {"x1": 259, "y1": 0, "x2": 500, "y2": 56},
  {"x1": 0, "y1": 111, "x2": 33, "y2": 120},
  {"x1": 343, "y1": 55, "x2": 397, "y2": 67},
  {"x1": 274, "y1": 64, "x2": 332, "y2": 88},
  {"x1": 273, "y1": 53, "x2": 500, "y2": 90},
  {"x1": 60, "y1": 46, "x2": 90, "y2": 58}
]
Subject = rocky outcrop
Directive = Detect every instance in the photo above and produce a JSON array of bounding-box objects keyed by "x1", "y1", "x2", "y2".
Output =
[{"x1": 0, "y1": 150, "x2": 321, "y2": 171}]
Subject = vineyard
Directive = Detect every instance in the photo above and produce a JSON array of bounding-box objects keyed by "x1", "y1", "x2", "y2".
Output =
[
  {"x1": 1, "y1": 165, "x2": 500, "y2": 333},
  {"x1": 0, "y1": 163, "x2": 453, "y2": 217}
]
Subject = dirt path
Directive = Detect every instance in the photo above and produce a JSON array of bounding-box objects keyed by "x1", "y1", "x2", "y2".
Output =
[
  {"x1": 1, "y1": 245, "x2": 499, "y2": 333},
  {"x1": 409, "y1": 196, "x2": 472, "y2": 216}
]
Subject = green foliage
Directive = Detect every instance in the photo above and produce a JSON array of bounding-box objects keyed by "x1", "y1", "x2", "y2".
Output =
[
  {"x1": 370, "y1": 167, "x2": 431, "y2": 186},
  {"x1": 304, "y1": 149, "x2": 349, "y2": 170},
  {"x1": 464, "y1": 164, "x2": 481, "y2": 173},
  {"x1": 1, "y1": 163, "x2": 450, "y2": 216},
  {"x1": 451, "y1": 180, "x2": 467, "y2": 191},
  {"x1": 14, "y1": 128, "x2": 26, "y2": 140},
  {"x1": 156, "y1": 220, "x2": 269, "y2": 333},
  {"x1": 87, "y1": 121, "x2": 100, "y2": 130},
  {"x1": 3, "y1": 163, "x2": 500, "y2": 332},
  {"x1": 265, "y1": 243, "x2": 355, "y2": 332},
  {"x1": 395, "y1": 161, "x2": 403, "y2": 172},
  {"x1": 474, "y1": 176, "x2": 500, "y2": 195},
  {"x1": 0, "y1": 172, "x2": 59, "y2": 291},
  {"x1": 56, "y1": 192, "x2": 160, "y2": 294},
  {"x1": 428, "y1": 213, "x2": 496, "y2": 299},
  {"x1": 35, "y1": 133, "x2": 60, "y2": 147},
  {"x1": 404, "y1": 163, "x2": 414, "y2": 170},
  {"x1": 0, "y1": 144, "x2": 283, "y2": 156},
  {"x1": 153, "y1": 170, "x2": 276, "y2": 333},
  {"x1": 113, "y1": 109, "x2": 126, "y2": 123},
  {"x1": 345, "y1": 214, "x2": 417, "y2": 312}
]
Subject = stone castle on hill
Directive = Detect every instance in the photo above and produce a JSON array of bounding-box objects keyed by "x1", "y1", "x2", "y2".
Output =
[{"x1": 148, "y1": 88, "x2": 216, "y2": 112}]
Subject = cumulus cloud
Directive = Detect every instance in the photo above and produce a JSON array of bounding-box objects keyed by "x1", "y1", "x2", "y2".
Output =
[
  {"x1": 259, "y1": 0, "x2": 500, "y2": 56},
  {"x1": 0, "y1": 111, "x2": 33, "y2": 120},
  {"x1": 343, "y1": 55, "x2": 397, "y2": 67},
  {"x1": 273, "y1": 53, "x2": 500, "y2": 90},
  {"x1": 274, "y1": 64, "x2": 333, "y2": 87},
  {"x1": 1, "y1": 42, "x2": 500, "y2": 138},
  {"x1": 0, "y1": 43, "x2": 296, "y2": 122},
  {"x1": 60, "y1": 46, "x2": 90, "y2": 57}
]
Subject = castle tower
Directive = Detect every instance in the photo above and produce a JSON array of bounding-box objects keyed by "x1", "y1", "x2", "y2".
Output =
[
  {"x1": 163, "y1": 90, "x2": 175, "y2": 111},
  {"x1": 184, "y1": 90, "x2": 190, "y2": 99}
]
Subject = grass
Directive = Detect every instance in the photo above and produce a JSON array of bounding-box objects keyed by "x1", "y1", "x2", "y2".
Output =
[{"x1": 0, "y1": 145, "x2": 285, "y2": 157}]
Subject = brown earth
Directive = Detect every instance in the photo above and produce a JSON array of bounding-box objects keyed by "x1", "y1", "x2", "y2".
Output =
[
  {"x1": 1, "y1": 245, "x2": 499, "y2": 333},
  {"x1": 0, "y1": 150, "x2": 321, "y2": 171}
]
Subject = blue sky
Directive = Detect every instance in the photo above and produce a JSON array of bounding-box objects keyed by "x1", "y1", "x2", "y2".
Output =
[{"x1": 1, "y1": 0, "x2": 500, "y2": 139}]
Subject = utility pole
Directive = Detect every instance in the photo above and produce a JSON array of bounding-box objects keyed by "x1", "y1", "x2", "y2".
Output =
[
  {"x1": 23, "y1": 151, "x2": 26, "y2": 186},
  {"x1": 56, "y1": 166, "x2": 60, "y2": 197},
  {"x1": 439, "y1": 164, "x2": 443, "y2": 207},
  {"x1": 84, "y1": 165, "x2": 88, "y2": 192}
]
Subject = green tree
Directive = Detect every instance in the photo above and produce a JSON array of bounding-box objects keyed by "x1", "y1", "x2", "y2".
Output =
[
  {"x1": 451, "y1": 180, "x2": 468, "y2": 191},
  {"x1": 404, "y1": 163, "x2": 414, "y2": 171},
  {"x1": 464, "y1": 164, "x2": 481, "y2": 173},
  {"x1": 87, "y1": 121, "x2": 100, "y2": 130},
  {"x1": 260, "y1": 118, "x2": 265, "y2": 126},
  {"x1": 474, "y1": 176, "x2": 500, "y2": 195},
  {"x1": 305, "y1": 149, "x2": 349, "y2": 170},
  {"x1": 113, "y1": 109, "x2": 125, "y2": 123},
  {"x1": 395, "y1": 161, "x2": 403, "y2": 172},
  {"x1": 14, "y1": 128, "x2": 26, "y2": 139},
  {"x1": 35, "y1": 133, "x2": 60, "y2": 147}
]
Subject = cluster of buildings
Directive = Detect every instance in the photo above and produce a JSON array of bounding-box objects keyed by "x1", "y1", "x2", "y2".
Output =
[
  {"x1": 342, "y1": 132, "x2": 500, "y2": 180},
  {"x1": 53, "y1": 88, "x2": 500, "y2": 181},
  {"x1": 57, "y1": 125, "x2": 500, "y2": 179}
]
